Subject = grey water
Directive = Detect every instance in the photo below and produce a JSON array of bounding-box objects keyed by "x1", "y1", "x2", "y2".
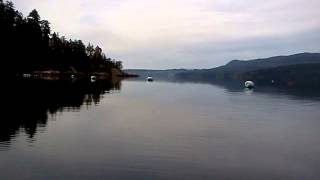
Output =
[{"x1": 1, "y1": 79, "x2": 320, "y2": 180}]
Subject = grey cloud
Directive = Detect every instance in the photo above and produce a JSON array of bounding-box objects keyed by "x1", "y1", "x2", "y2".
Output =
[{"x1": 12, "y1": 0, "x2": 320, "y2": 69}]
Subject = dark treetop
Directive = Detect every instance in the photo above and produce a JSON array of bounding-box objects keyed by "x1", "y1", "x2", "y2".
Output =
[{"x1": 0, "y1": 0, "x2": 123, "y2": 76}]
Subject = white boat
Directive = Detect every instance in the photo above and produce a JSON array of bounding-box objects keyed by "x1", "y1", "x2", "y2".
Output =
[
  {"x1": 146, "y1": 76, "x2": 153, "y2": 81},
  {"x1": 90, "y1": 75, "x2": 96, "y2": 82},
  {"x1": 245, "y1": 81, "x2": 255, "y2": 88}
]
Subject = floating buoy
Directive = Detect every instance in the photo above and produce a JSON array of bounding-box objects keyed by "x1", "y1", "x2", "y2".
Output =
[
  {"x1": 245, "y1": 81, "x2": 255, "y2": 88},
  {"x1": 146, "y1": 76, "x2": 153, "y2": 82},
  {"x1": 90, "y1": 75, "x2": 96, "y2": 82}
]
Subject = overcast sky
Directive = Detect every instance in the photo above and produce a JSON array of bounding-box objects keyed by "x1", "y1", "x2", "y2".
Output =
[{"x1": 13, "y1": 0, "x2": 320, "y2": 69}]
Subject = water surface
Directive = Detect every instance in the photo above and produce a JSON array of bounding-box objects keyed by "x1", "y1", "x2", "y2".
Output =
[{"x1": 1, "y1": 79, "x2": 320, "y2": 180}]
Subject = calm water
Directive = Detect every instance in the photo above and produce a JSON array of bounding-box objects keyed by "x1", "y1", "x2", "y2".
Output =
[{"x1": 1, "y1": 79, "x2": 320, "y2": 180}]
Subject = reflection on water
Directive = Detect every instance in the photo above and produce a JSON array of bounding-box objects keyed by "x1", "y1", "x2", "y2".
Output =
[
  {"x1": 1, "y1": 79, "x2": 320, "y2": 180},
  {"x1": 0, "y1": 78, "x2": 121, "y2": 149},
  {"x1": 146, "y1": 78, "x2": 320, "y2": 101}
]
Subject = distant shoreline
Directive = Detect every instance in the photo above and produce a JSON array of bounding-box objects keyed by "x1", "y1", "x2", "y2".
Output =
[{"x1": 17, "y1": 69, "x2": 139, "y2": 81}]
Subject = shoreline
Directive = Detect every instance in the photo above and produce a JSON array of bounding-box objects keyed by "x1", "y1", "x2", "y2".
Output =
[{"x1": 17, "y1": 69, "x2": 139, "y2": 81}]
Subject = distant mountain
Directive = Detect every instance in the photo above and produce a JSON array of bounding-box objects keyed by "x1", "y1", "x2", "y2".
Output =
[
  {"x1": 175, "y1": 53, "x2": 320, "y2": 81},
  {"x1": 125, "y1": 53, "x2": 320, "y2": 88},
  {"x1": 240, "y1": 64, "x2": 320, "y2": 88}
]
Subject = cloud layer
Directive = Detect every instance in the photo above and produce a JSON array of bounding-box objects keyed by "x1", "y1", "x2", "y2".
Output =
[{"x1": 13, "y1": 0, "x2": 320, "y2": 69}]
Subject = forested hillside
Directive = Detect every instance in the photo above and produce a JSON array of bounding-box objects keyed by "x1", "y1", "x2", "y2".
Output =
[{"x1": 0, "y1": 1, "x2": 122, "y2": 76}]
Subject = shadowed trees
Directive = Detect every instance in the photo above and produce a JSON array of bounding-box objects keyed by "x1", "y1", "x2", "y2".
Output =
[
  {"x1": 0, "y1": 78, "x2": 122, "y2": 144},
  {"x1": 0, "y1": 1, "x2": 122, "y2": 76}
]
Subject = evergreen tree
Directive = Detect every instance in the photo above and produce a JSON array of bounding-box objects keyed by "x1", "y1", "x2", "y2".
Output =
[{"x1": 0, "y1": 1, "x2": 123, "y2": 76}]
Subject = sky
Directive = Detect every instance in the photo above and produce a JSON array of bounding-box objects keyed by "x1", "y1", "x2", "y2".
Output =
[{"x1": 13, "y1": 0, "x2": 320, "y2": 69}]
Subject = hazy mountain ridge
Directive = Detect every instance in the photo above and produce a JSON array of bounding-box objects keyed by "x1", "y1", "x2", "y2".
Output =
[
  {"x1": 175, "y1": 53, "x2": 320, "y2": 80},
  {"x1": 126, "y1": 53, "x2": 320, "y2": 88},
  {"x1": 240, "y1": 63, "x2": 320, "y2": 88}
]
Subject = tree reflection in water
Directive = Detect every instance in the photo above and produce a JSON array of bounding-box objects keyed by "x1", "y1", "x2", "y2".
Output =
[{"x1": 0, "y1": 78, "x2": 121, "y2": 146}]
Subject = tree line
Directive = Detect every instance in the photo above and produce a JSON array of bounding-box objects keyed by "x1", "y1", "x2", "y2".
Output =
[{"x1": 0, "y1": 0, "x2": 122, "y2": 76}]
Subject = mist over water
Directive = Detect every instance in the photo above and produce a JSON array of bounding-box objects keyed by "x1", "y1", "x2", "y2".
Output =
[{"x1": 1, "y1": 79, "x2": 320, "y2": 180}]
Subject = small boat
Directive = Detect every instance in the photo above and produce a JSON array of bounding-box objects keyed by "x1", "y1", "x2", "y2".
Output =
[
  {"x1": 146, "y1": 76, "x2": 153, "y2": 82},
  {"x1": 245, "y1": 81, "x2": 255, "y2": 88},
  {"x1": 90, "y1": 75, "x2": 96, "y2": 82}
]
